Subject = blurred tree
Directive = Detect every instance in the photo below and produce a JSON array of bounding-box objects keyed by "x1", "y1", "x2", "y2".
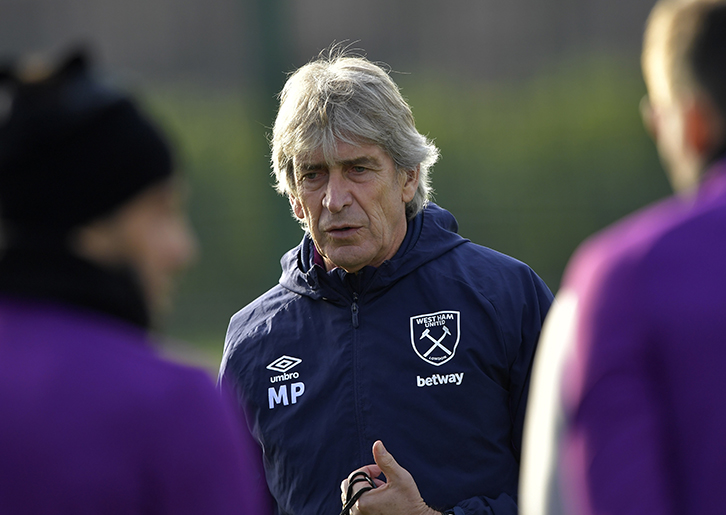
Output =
[{"x1": 251, "y1": 0, "x2": 293, "y2": 99}]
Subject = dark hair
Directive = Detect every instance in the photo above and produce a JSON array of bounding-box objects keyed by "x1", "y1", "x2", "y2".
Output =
[
  {"x1": 0, "y1": 49, "x2": 173, "y2": 245},
  {"x1": 691, "y1": 3, "x2": 726, "y2": 122}
]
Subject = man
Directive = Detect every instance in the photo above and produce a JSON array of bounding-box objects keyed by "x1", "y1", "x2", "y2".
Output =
[
  {"x1": 0, "y1": 51, "x2": 272, "y2": 514},
  {"x1": 221, "y1": 53, "x2": 553, "y2": 515},
  {"x1": 520, "y1": 1, "x2": 726, "y2": 514}
]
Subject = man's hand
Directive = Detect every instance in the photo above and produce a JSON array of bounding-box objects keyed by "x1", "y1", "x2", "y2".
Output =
[{"x1": 340, "y1": 441, "x2": 442, "y2": 515}]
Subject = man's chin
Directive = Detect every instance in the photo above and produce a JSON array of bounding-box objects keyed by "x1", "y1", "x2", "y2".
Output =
[{"x1": 322, "y1": 248, "x2": 370, "y2": 273}]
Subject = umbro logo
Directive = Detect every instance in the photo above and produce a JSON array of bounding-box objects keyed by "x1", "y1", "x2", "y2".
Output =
[
  {"x1": 266, "y1": 355, "x2": 302, "y2": 373},
  {"x1": 266, "y1": 355, "x2": 305, "y2": 410}
]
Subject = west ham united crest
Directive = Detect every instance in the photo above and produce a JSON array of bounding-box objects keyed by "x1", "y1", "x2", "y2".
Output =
[{"x1": 410, "y1": 310, "x2": 461, "y2": 366}]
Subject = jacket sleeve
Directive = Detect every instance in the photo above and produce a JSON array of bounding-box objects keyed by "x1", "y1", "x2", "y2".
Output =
[
  {"x1": 449, "y1": 269, "x2": 554, "y2": 515},
  {"x1": 447, "y1": 493, "x2": 519, "y2": 515}
]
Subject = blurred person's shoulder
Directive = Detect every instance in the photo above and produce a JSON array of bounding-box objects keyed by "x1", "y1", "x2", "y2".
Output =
[{"x1": 0, "y1": 295, "x2": 240, "y2": 452}]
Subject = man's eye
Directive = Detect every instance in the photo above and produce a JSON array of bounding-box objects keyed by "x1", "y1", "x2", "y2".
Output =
[
  {"x1": 302, "y1": 172, "x2": 318, "y2": 181},
  {"x1": 351, "y1": 166, "x2": 366, "y2": 173}
]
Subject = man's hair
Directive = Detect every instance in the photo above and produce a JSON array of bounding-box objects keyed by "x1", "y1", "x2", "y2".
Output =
[
  {"x1": 271, "y1": 51, "x2": 440, "y2": 221},
  {"x1": 643, "y1": 0, "x2": 726, "y2": 121}
]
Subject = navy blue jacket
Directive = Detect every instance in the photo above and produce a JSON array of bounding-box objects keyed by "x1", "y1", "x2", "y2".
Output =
[{"x1": 221, "y1": 204, "x2": 553, "y2": 515}]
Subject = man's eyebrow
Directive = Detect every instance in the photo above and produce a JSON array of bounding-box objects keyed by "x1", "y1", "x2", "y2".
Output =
[
  {"x1": 296, "y1": 155, "x2": 381, "y2": 171},
  {"x1": 298, "y1": 162, "x2": 325, "y2": 172},
  {"x1": 340, "y1": 156, "x2": 381, "y2": 167}
]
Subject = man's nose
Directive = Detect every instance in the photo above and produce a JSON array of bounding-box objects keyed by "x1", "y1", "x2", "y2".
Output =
[{"x1": 322, "y1": 172, "x2": 352, "y2": 213}]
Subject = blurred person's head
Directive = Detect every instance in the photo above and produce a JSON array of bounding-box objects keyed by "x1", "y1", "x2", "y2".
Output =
[
  {"x1": 642, "y1": 0, "x2": 726, "y2": 192},
  {"x1": 0, "y1": 51, "x2": 196, "y2": 324},
  {"x1": 270, "y1": 50, "x2": 439, "y2": 272}
]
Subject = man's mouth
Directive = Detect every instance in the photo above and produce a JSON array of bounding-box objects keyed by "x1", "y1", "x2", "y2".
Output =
[{"x1": 325, "y1": 225, "x2": 360, "y2": 237}]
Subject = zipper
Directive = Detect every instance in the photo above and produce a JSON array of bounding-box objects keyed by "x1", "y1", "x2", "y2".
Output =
[
  {"x1": 351, "y1": 293, "x2": 359, "y2": 328},
  {"x1": 349, "y1": 292, "x2": 365, "y2": 464}
]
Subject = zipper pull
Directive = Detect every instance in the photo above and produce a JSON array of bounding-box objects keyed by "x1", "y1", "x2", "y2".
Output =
[{"x1": 351, "y1": 293, "x2": 359, "y2": 328}]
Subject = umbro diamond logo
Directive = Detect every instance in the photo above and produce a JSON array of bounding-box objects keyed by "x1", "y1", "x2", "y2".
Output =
[{"x1": 266, "y1": 355, "x2": 302, "y2": 373}]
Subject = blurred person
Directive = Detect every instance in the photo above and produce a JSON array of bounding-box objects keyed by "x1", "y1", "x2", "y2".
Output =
[
  {"x1": 0, "y1": 50, "x2": 272, "y2": 514},
  {"x1": 519, "y1": 1, "x2": 726, "y2": 514},
  {"x1": 220, "y1": 50, "x2": 553, "y2": 515}
]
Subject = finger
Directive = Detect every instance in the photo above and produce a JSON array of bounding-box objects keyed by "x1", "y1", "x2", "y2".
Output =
[
  {"x1": 372, "y1": 441, "x2": 405, "y2": 482},
  {"x1": 341, "y1": 478, "x2": 348, "y2": 497},
  {"x1": 341, "y1": 467, "x2": 381, "y2": 505},
  {"x1": 348, "y1": 464, "x2": 382, "y2": 481}
]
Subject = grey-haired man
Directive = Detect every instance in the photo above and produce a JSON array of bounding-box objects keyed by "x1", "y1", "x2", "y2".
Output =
[{"x1": 221, "y1": 52, "x2": 553, "y2": 515}]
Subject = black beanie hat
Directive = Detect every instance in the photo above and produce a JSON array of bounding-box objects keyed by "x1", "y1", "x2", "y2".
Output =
[{"x1": 0, "y1": 51, "x2": 174, "y2": 244}]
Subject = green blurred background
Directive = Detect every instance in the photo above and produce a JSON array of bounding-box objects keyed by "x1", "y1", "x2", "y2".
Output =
[{"x1": 0, "y1": 0, "x2": 670, "y2": 370}]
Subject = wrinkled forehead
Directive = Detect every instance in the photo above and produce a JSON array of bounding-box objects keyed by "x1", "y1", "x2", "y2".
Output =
[{"x1": 292, "y1": 147, "x2": 326, "y2": 170}]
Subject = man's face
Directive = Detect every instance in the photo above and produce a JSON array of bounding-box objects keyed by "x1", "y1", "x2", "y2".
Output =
[
  {"x1": 77, "y1": 179, "x2": 198, "y2": 321},
  {"x1": 291, "y1": 141, "x2": 419, "y2": 273},
  {"x1": 119, "y1": 179, "x2": 197, "y2": 319}
]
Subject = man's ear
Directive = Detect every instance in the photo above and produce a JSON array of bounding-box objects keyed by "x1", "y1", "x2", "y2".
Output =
[
  {"x1": 684, "y1": 94, "x2": 725, "y2": 160},
  {"x1": 401, "y1": 166, "x2": 420, "y2": 203},
  {"x1": 290, "y1": 195, "x2": 305, "y2": 220},
  {"x1": 640, "y1": 95, "x2": 658, "y2": 142},
  {"x1": 69, "y1": 216, "x2": 123, "y2": 266}
]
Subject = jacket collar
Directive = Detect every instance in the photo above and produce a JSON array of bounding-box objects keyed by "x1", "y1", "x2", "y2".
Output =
[
  {"x1": 0, "y1": 247, "x2": 150, "y2": 328},
  {"x1": 279, "y1": 203, "x2": 468, "y2": 301}
]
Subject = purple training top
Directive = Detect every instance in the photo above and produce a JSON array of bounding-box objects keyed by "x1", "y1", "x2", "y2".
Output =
[
  {"x1": 521, "y1": 159, "x2": 726, "y2": 515},
  {"x1": 0, "y1": 297, "x2": 273, "y2": 514}
]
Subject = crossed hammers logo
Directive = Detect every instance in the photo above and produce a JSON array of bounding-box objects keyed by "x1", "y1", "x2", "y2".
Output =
[{"x1": 419, "y1": 326, "x2": 452, "y2": 358}]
